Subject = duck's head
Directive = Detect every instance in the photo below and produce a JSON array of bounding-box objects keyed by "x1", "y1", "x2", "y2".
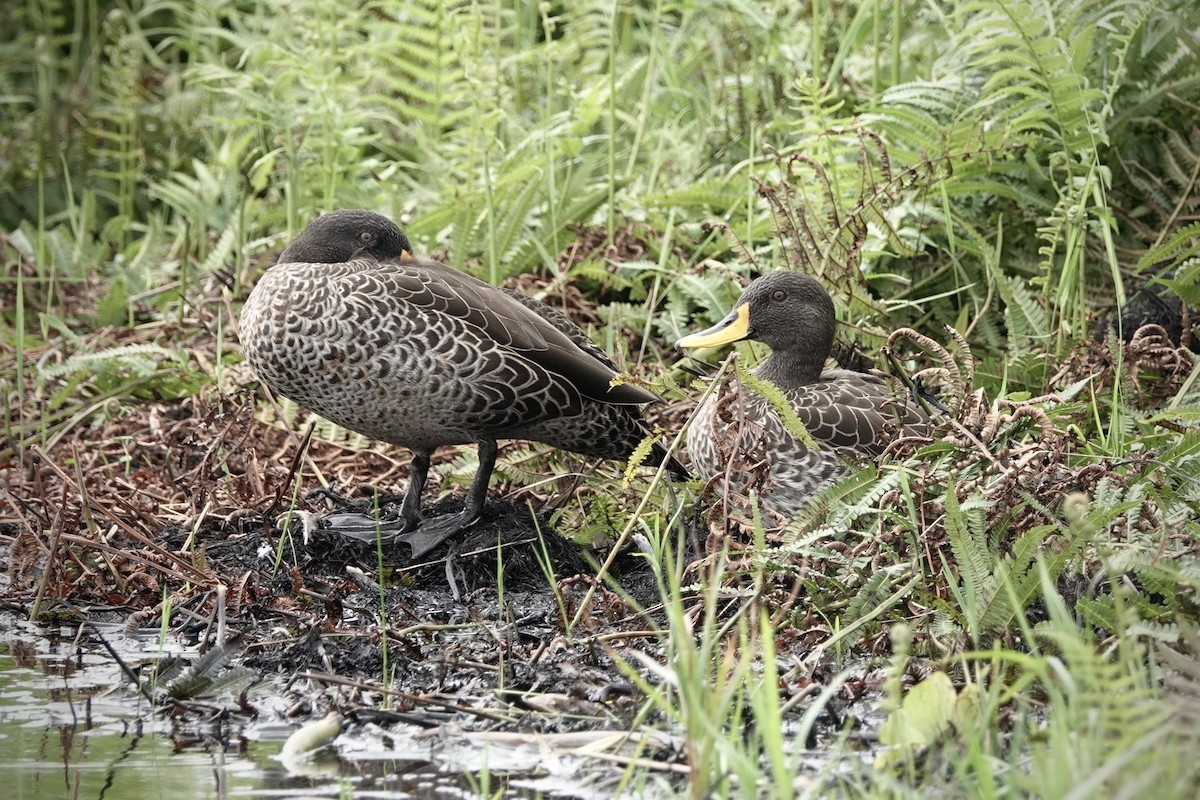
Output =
[
  {"x1": 278, "y1": 210, "x2": 412, "y2": 264},
  {"x1": 675, "y1": 271, "x2": 836, "y2": 385}
]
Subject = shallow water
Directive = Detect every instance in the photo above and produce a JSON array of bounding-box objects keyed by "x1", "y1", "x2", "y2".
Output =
[
  {"x1": 1, "y1": 619, "x2": 279, "y2": 799},
  {"x1": 0, "y1": 615, "x2": 671, "y2": 799}
]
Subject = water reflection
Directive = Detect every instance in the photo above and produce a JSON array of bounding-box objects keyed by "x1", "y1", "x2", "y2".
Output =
[{"x1": 0, "y1": 617, "x2": 636, "y2": 798}]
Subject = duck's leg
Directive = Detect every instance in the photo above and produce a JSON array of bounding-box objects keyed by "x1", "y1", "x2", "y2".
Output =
[
  {"x1": 318, "y1": 449, "x2": 432, "y2": 540},
  {"x1": 395, "y1": 439, "x2": 497, "y2": 559},
  {"x1": 397, "y1": 450, "x2": 431, "y2": 530}
]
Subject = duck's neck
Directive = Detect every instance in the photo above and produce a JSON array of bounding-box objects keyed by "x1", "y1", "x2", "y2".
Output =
[{"x1": 755, "y1": 349, "x2": 826, "y2": 389}]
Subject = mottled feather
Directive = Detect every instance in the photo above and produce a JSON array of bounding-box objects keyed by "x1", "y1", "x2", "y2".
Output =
[
  {"x1": 677, "y1": 272, "x2": 930, "y2": 519},
  {"x1": 240, "y1": 210, "x2": 685, "y2": 556}
]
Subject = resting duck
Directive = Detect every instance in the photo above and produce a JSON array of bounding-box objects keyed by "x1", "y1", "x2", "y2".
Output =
[
  {"x1": 240, "y1": 210, "x2": 685, "y2": 557},
  {"x1": 675, "y1": 271, "x2": 929, "y2": 519}
]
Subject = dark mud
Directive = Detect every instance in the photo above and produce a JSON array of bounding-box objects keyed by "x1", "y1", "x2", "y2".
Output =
[{"x1": 160, "y1": 496, "x2": 669, "y2": 709}]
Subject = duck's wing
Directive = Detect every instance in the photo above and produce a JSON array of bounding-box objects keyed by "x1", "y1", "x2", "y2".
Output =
[
  {"x1": 499, "y1": 290, "x2": 616, "y2": 366},
  {"x1": 368, "y1": 256, "x2": 658, "y2": 406},
  {"x1": 789, "y1": 371, "x2": 929, "y2": 455}
]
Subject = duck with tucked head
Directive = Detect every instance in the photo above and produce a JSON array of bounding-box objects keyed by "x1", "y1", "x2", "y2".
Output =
[
  {"x1": 240, "y1": 209, "x2": 685, "y2": 557},
  {"x1": 675, "y1": 271, "x2": 929, "y2": 520}
]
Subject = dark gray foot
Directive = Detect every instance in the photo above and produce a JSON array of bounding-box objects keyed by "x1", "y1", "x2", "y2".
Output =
[
  {"x1": 395, "y1": 511, "x2": 479, "y2": 559},
  {"x1": 317, "y1": 511, "x2": 410, "y2": 544},
  {"x1": 316, "y1": 509, "x2": 478, "y2": 559}
]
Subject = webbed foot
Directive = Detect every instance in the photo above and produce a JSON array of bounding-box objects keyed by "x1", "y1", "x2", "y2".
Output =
[
  {"x1": 395, "y1": 510, "x2": 481, "y2": 559},
  {"x1": 317, "y1": 510, "x2": 410, "y2": 544}
]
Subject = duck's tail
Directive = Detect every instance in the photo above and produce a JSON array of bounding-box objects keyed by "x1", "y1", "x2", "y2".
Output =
[{"x1": 650, "y1": 443, "x2": 690, "y2": 482}]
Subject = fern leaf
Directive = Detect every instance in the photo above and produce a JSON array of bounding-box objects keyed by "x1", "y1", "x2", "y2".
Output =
[{"x1": 737, "y1": 364, "x2": 819, "y2": 451}]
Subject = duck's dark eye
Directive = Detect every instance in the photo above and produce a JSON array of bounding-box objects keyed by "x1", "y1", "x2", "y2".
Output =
[
  {"x1": 771, "y1": 289, "x2": 786, "y2": 301},
  {"x1": 358, "y1": 231, "x2": 376, "y2": 246}
]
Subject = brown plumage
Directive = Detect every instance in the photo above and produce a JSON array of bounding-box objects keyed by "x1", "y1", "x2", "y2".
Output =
[
  {"x1": 240, "y1": 209, "x2": 684, "y2": 557},
  {"x1": 676, "y1": 272, "x2": 930, "y2": 519}
]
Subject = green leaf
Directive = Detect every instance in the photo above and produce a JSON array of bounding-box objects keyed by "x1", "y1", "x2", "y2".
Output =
[{"x1": 877, "y1": 671, "x2": 958, "y2": 766}]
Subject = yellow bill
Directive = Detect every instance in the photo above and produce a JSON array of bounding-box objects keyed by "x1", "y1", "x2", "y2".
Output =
[{"x1": 675, "y1": 303, "x2": 752, "y2": 349}]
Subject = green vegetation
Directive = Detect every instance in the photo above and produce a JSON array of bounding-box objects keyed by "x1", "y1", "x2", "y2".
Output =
[{"x1": 4, "y1": 0, "x2": 1200, "y2": 797}]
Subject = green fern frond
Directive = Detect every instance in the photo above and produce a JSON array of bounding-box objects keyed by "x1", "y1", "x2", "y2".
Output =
[
  {"x1": 1129, "y1": 619, "x2": 1182, "y2": 643},
  {"x1": 201, "y1": 226, "x2": 238, "y2": 276},
  {"x1": 1077, "y1": 595, "x2": 1120, "y2": 631},
  {"x1": 784, "y1": 465, "x2": 880, "y2": 539},
  {"x1": 845, "y1": 564, "x2": 910, "y2": 622},
  {"x1": 737, "y1": 363, "x2": 818, "y2": 451},
  {"x1": 1154, "y1": 259, "x2": 1200, "y2": 306},
  {"x1": 644, "y1": 180, "x2": 745, "y2": 212},
  {"x1": 619, "y1": 433, "x2": 659, "y2": 487},
  {"x1": 667, "y1": 274, "x2": 743, "y2": 323},
  {"x1": 944, "y1": 480, "x2": 994, "y2": 603},
  {"x1": 262, "y1": 399, "x2": 373, "y2": 451},
  {"x1": 976, "y1": 524, "x2": 1052, "y2": 632},
  {"x1": 990, "y1": 264, "x2": 1050, "y2": 366},
  {"x1": 569, "y1": 258, "x2": 627, "y2": 290},
  {"x1": 492, "y1": 445, "x2": 560, "y2": 487},
  {"x1": 39, "y1": 344, "x2": 185, "y2": 380}
]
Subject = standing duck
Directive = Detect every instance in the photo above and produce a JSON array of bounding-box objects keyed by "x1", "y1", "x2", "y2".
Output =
[
  {"x1": 675, "y1": 272, "x2": 929, "y2": 520},
  {"x1": 240, "y1": 209, "x2": 685, "y2": 557}
]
